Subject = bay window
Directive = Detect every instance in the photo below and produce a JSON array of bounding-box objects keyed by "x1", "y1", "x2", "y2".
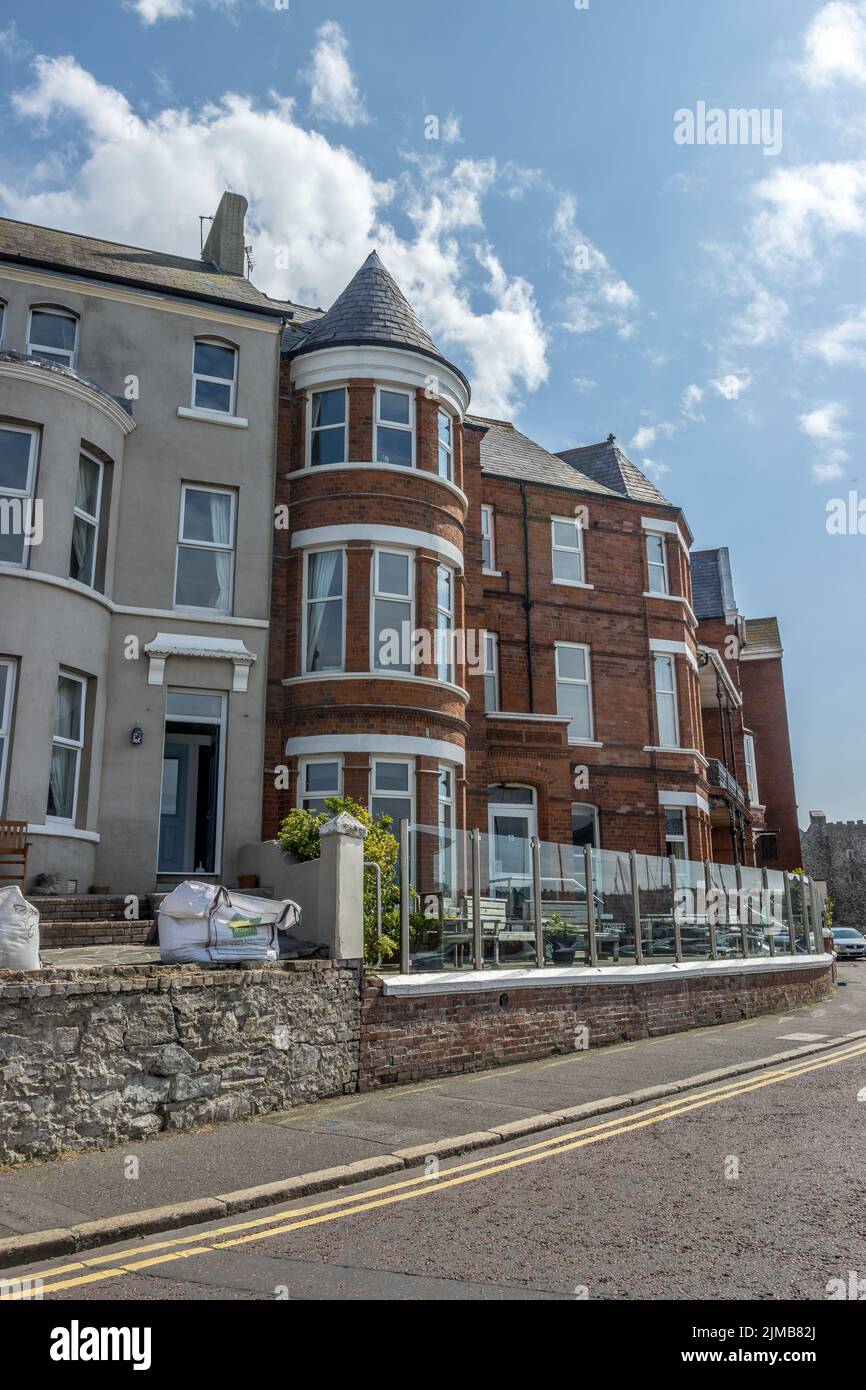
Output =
[
  {"x1": 69, "y1": 451, "x2": 103, "y2": 588},
  {"x1": 375, "y1": 388, "x2": 413, "y2": 467},
  {"x1": 665, "y1": 808, "x2": 688, "y2": 860},
  {"x1": 438, "y1": 409, "x2": 453, "y2": 481},
  {"x1": 47, "y1": 671, "x2": 86, "y2": 822},
  {"x1": 436, "y1": 563, "x2": 455, "y2": 683},
  {"x1": 372, "y1": 548, "x2": 413, "y2": 673},
  {"x1": 371, "y1": 758, "x2": 413, "y2": 830},
  {"x1": 555, "y1": 642, "x2": 593, "y2": 741},
  {"x1": 174, "y1": 485, "x2": 235, "y2": 613},
  {"x1": 743, "y1": 733, "x2": 759, "y2": 805},
  {"x1": 310, "y1": 388, "x2": 347, "y2": 466},
  {"x1": 654, "y1": 654, "x2": 680, "y2": 748},
  {"x1": 0, "y1": 424, "x2": 38, "y2": 567},
  {"x1": 299, "y1": 758, "x2": 343, "y2": 814},
  {"x1": 646, "y1": 532, "x2": 669, "y2": 595},
  {"x1": 304, "y1": 548, "x2": 345, "y2": 672}
]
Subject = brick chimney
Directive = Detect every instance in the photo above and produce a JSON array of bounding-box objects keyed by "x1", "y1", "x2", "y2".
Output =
[
  {"x1": 202, "y1": 191, "x2": 248, "y2": 277},
  {"x1": 809, "y1": 810, "x2": 827, "y2": 828}
]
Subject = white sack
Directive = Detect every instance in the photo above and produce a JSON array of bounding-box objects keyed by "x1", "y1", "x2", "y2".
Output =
[
  {"x1": 158, "y1": 882, "x2": 300, "y2": 964},
  {"x1": 0, "y1": 885, "x2": 41, "y2": 971}
]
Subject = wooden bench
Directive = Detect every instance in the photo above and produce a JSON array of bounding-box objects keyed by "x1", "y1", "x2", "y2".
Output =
[{"x1": 0, "y1": 820, "x2": 30, "y2": 887}]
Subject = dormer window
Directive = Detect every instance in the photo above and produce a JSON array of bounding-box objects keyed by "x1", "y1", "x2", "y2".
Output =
[
  {"x1": 375, "y1": 388, "x2": 413, "y2": 467},
  {"x1": 192, "y1": 339, "x2": 237, "y2": 414},
  {"x1": 438, "y1": 409, "x2": 453, "y2": 481},
  {"x1": 310, "y1": 388, "x2": 347, "y2": 466},
  {"x1": 27, "y1": 308, "x2": 78, "y2": 369}
]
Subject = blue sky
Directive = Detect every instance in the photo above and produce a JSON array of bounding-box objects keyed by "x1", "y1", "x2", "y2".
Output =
[{"x1": 2, "y1": 0, "x2": 865, "y2": 824}]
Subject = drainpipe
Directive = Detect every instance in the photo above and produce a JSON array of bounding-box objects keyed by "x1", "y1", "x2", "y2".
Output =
[
  {"x1": 715, "y1": 673, "x2": 729, "y2": 769},
  {"x1": 726, "y1": 705, "x2": 739, "y2": 782},
  {"x1": 519, "y1": 481, "x2": 535, "y2": 713}
]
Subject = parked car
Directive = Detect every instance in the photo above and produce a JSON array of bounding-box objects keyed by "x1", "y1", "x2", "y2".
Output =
[{"x1": 831, "y1": 927, "x2": 866, "y2": 960}]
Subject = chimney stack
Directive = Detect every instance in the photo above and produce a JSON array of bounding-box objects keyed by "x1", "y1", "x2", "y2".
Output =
[
  {"x1": 202, "y1": 191, "x2": 248, "y2": 277},
  {"x1": 809, "y1": 810, "x2": 827, "y2": 828}
]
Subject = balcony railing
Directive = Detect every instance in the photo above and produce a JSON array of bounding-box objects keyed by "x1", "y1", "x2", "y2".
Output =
[
  {"x1": 707, "y1": 757, "x2": 747, "y2": 806},
  {"x1": 394, "y1": 822, "x2": 823, "y2": 974}
]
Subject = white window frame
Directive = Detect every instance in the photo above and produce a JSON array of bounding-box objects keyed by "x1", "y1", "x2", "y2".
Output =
[
  {"x1": 0, "y1": 300, "x2": 5, "y2": 349},
  {"x1": 370, "y1": 757, "x2": 414, "y2": 827},
  {"x1": 0, "y1": 424, "x2": 38, "y2": 570},
  {"x1": 646, "y1": 531, "x2": 670, "y2": 595},
  {"x1": 371, "y1": 546, "x2": 414, "y2": 674},
  {"x1": 375, "y1": 386, "x2": 415, "y2": 469},
  {"x1": 297, "y1": 756, "x2": 343, "y2": 813},
  {"x1": 555, "y1": 642, "x2": 594, "y2": 742},
  {"x1": 664, "y1": 807, "x2": 688, "y2": 860},
  {"x1": 437, "y1": 408, "x2": 453, "y2": 482},
  {"x1": 437, "y1": 762, "x2": 457, "y2": 904},
  {"x1": 571, "y1": 801, "x2": 600, "y2": 848},
  {"x1": 436, "y1": 562, "x2": 455, "y2": 684},
  {"x1": 173, "y1": 483, "x2": 237, "y2": 615},
  {"x1": 47, "y1": 670, "x2": 87, "y2": 825},
  {"x1": 551, "y1": 515, "x2": 586, "y2": 586},
  {"x1": 69, "y1": 449, "x2": 103, "y2": 589},
  {"x1": 191, "y1": 338, "x2": 238, "y2": 415},
  {"x1": 308, "y1": 385, "x2": 348, "y2": 467},
  {"x1": 302, "y1": 546, "x2": 347, "y2": 674},
  {"x1": 481, "y1": 504, "x2": 496, "y2": 573},
  {"x1": 27, "y1": 307, "x2": 78, "y2": 369},
  {"x1": 743, "y1": 732, "x2": 759, "y2": 805},
  {"x1": 654, "y1": 653, "x2": 680, "y2": 749},
  {"x1": 0, "y1": 657, "x2": 17, "y2": 813},
  {"x1": 483, "y1": 631, "x2": 500, "y2": 713}
]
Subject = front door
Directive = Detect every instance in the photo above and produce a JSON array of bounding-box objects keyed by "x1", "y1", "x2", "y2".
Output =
[
  {"x1": 487, "y1": 785, "x2": 537, "y2": 909},
  {"x1": 158, "y1": 740, "x2": 191, "y2": 874}
]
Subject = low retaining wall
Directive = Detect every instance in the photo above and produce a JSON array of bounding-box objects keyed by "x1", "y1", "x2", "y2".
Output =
[
  {"x1": 0, "y1": 960, "x2": 360, "y2": 1166},
  {"x1": 359, "y1": 959, "x2": 835, "y2": 1090}
]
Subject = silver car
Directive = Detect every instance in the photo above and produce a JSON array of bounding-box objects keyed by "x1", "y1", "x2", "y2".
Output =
[{"x1": 831, "y1": 927, "x2": 866, "y2": 960}]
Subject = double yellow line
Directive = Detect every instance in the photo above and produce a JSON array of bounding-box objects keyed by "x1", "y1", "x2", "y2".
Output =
[{"x1": 5, "y1": 1038, "x2": 866, "y2": 1299}]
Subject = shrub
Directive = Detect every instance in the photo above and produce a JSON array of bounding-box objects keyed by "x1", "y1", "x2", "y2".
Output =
[{"x1": 277, "y1": 796, "x2": 400, "y2": 963}]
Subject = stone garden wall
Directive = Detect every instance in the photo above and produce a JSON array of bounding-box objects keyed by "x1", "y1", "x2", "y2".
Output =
[{"x1": 0, "y1": 960, "x2": 360, "y2": 1165}]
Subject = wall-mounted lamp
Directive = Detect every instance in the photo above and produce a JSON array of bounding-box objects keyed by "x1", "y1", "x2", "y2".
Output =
[{"x1": 131, "y1": 723, "x2": 144, "y2": 746}]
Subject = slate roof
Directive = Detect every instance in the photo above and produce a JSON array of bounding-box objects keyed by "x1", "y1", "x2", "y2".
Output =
[
  {"x1": 691, "y1": 548, "x2": 737, "y2": 620},
  {"x1": 744, "y1": 617, "x2": 782, "y2": 653},
  {"x1": 287, "y1": 251, "x2": 469, "y2": 389},
  {"x1": 556, "y1": 436, "x2": 673, "y2": 505},
  {"x1": 473, "y1": 418, "x2": 619, "y2": 497},
  {"x1": 0, "y1": 215, "x2": 296, "y2": 317}
]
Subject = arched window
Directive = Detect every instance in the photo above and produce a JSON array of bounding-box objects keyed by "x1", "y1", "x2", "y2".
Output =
[
  {"x1": 27, "y1": 306, "x2": 79, "y2": 368},
  {"x1": 191, "y1": 338, "x2": 237, "y2": 414}
]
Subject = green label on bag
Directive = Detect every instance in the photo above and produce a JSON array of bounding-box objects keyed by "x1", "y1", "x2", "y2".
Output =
[{"x1": 226, "y1": 913, "x2": 261, "y2": 937}]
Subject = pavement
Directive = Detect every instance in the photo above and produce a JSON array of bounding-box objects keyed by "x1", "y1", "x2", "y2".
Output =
[{"x1": 1, "y1": 961, "x2": 862, "y2": 1252}]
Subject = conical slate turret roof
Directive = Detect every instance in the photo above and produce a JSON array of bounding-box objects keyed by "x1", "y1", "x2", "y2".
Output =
[{"x1": 289, "y1": 251, "x2": 469, "y2": 392}]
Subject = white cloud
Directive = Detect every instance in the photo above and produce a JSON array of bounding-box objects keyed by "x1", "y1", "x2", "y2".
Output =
[
  {"x1": 726, "y1": 285, "x2": 789, "y2": 347},
  {"x1": 572, "y1": 376, "x2": 597, "y2": 394},
  {"x1": 804, "y1": 305, "x2": 866, "y2": 367},
  {"x1": 681, "y1": 383, "x2": 704, "y2": 419},
  {"x1": 799, "y1": 1, "x2": 866, "y2": 88},
  {"x1": 2, "y1": 54, "x2": 546, "y2": 419},
  {"x1": 552, "y1": 194, "x2": 639, "y2": 338},
  {"x1": 799, "y1": 402, "x2": 849, "y2": 441},
  {"x1": 641, "y1": 457, "x2": 671, "y2": 481},
  {"x1": 0, "y1": 21, "x2": 31, "y2": 59},
  {"x1": 711, "y1": 372, "x2": 751, "y2": 400},
  {"x1": 749, "y1": 161, "x2": 866, "y2": 273},
  {"x1": 303, "y1": 19, "x2": 368, "y2": 127},
  {"x1": 441, "y1": 114, "x2": 463, "y2": 145},
  {"x1": 630, "y1": 421, "x2": 676, "y2": 450},
  {"x1": 130, "y1": 0, "x2": 236, "y2": 22}
]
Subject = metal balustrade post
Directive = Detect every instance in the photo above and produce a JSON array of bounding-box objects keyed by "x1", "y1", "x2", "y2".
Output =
[
  {"x1": 802, "y1": 877, "x2": 814, "y2": 953},
  {"x1": 399, "y1": 819, "x2": 410, "y2": 974},
  {"x1": 735, "y1": 862, "x2": 749, "y2": 958},
  {"x1": 762, "y1": 867, "x2": 774, "y2": 957},
  {"x1": 531, "y1": 836, "x2": 544, "y2": 969},
  {"x1": 705, "y1": 861, "x2": 718, "y2": 960},
  {"x1": 811, "y1": 880, "x2": 825, "y2": 954},
  {"x1": 471, "y1": 828, "x2": 483, "y2": 972},
  {"x1": 669, "y1": 855, "x2": 683, "y2": 962},
  {"x1": 584, "y1": 844, "x2": 598, "y2": 967},
  {"x1": 784, "y1": 872, "x2": 797, "y2": 956},
  {"x1": 629, "y1": 849, "x2": 643, "y2": 965}
]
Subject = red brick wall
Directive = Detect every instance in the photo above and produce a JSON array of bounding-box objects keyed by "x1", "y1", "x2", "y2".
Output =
[
  {"x1": 359, "y1": 963, "x2": 833, "y2": 1089},
  {"x1": 739, "y1": 656, "x2": 802, "y2": 869}
]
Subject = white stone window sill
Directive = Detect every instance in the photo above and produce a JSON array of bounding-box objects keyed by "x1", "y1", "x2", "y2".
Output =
[
  {"x1": 177, "y1": 406, "x2": 249, "y2": 429},
  {"x1": 552, "y1": 578, "x2": 594, "y2": 591},
  {"x1": 29, "y1": 823, "x2": 101, "y2": 843},
  {"x1": 482, "y1": 568, "x2": 503, "y2": 578},
  {"x1": 568, "y1": 738, "x2": 604, "y2": 748}
]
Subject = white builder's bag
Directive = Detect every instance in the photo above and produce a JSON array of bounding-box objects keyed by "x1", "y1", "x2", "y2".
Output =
[
  {"x1": 0, "y1": 885, "x2": 41, "y2": 971},
  {"x1": 158, "y1": 881, "x2": 300, "y2": 964}
]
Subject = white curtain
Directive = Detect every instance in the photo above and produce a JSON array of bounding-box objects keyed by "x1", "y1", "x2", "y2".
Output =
[
  {"x1": 306, "y1": 550, "x2": 341, "y2": 669},
  {"x1": 210, "y1": 493, "x2": 232, "y2": 610}
]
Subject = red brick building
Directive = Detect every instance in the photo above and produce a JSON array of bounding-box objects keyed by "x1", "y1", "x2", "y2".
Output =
[{"x1": 264, "y1": 253, "x2": 800, "y2": 877}]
